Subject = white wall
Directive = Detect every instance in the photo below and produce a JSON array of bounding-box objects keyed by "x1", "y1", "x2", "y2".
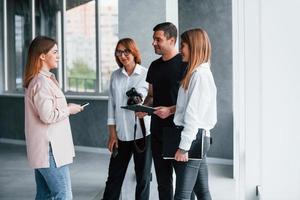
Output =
[
  {"x1": 234, "y1": 0, "x2": 300, "y2": 199},
  {"x1": 260, "y1": 0, "x2": 300, "y2": 199}
]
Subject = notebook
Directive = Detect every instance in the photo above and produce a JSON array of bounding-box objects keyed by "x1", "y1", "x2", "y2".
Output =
[{"x1": 162, "y1": 126, "x2": 204, "y2": 160}]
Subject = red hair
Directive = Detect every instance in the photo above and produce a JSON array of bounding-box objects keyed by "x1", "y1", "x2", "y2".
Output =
[
  {"x1": 23, "y1": 36, "x2": 57, "y2": 88},
  {"x1": 115, "y1": 38, "x2": 141, "y2": 68}
]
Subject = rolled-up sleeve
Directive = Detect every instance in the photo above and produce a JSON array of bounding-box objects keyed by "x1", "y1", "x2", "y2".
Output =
[
  {"x1": 107, "y1": 74, "x2": 116, "y2": 125},
  {"x1": 33, "y1": 80, "x2": 69, "y2": 124},
  {"x1": 137, "y1": 75, "x2": 149, "y2": 103}
]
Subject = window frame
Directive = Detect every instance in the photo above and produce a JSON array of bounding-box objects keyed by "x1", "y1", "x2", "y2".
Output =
[{"x1": 1, "y1": 0, "x2": 116, "y2": 98}]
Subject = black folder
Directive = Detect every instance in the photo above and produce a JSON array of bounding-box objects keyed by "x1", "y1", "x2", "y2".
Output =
[
  {"x1": 121, "y1": 104, "x2": 156, "y2": 115},
  {"x1": 162, "y1": 126, "x2": 204, "y2": 160}
]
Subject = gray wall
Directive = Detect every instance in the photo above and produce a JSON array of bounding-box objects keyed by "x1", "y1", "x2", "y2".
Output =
[
  {"x1": 119, "y1": 0, "x2": 166, "y2": 68},
  {"x1": 0, "y1": 96, "x2": 109, "y2": 148},
  {"x1": 179, "y1": 0, "x2": 233, "y2": 159}
]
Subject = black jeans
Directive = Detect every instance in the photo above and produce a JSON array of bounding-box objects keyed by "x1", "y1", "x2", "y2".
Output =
[
  {"x1": 173, "y1": 134, "x2": 212, "y2": 200},
  {"x1": 151, "y1": 131, "x2": 174, "y2": 200},
  {"x1": 102, "y1": 135, "x2": 152, "y2": 200}
]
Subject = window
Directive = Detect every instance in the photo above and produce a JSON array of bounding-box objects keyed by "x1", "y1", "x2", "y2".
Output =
[
  {"x1": 14, "y1": 15, "x2": 26, "y2": 90},
  {"x1": 0, "y1": 2, "x2": 4, "y2": 92},
  {"x1": 65, "y1": 0, "x2": 97, "y2": 93},
  {"x1": 65, "y1": 0, "x2": 118, "y2": 94},
  {"x1": 98, "y1": 0, "x2": 118, "y2": 93},
  {"x1": 1, "y1": 0, "x2": 118, "y2": 96},
  {"x1": 6, "y1": 0, "x2": 32, "y2": 92},
  {"x1": 35, "y1": 0, "x2": 61, "y2": 39},
  {"x1": 35, "y1": 0, "x2": 62, "y2": 80}
]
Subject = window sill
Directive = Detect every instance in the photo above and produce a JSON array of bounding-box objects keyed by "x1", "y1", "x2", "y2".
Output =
[{"x1": 0, "y1": 92, "x2": 109, "y2": 100}]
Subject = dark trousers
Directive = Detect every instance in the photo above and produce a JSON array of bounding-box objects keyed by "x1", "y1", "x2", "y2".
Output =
[
  {"x1": 102, "y1": 135, "x2": 152, "y2": 200},
  {"x1": 173, "y1": 135, "x2": 212, "y2": 200},
  {"x1": 152, "y1": 132, "x2": 174, "y2": 200}
]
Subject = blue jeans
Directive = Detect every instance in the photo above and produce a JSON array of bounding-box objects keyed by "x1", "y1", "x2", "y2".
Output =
[
  {"x1": 173, "y1": 134, "x2": 212, "y2": 200},
  {"x1": 34, "y1": 146, "x2": 72, "y2": 200}
]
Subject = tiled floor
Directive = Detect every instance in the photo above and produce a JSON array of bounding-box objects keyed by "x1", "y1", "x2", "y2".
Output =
[{"x1": 0, "y1": 143, "x2": 236, "y2": 200}]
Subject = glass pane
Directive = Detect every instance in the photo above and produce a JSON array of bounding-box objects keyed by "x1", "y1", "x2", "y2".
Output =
[
  {"x1": 0, "y1": 2, "x2": 3, "y2": 92},
  {"x1": 65, "y1": 0, "x2": 96, "y2": 93},
  {"x1": 7, "y1": 0, "x2": 32, "y2": 92},
  {"x1": 35, "y1": 0, "x2": 62, "y2": 78},
  {"x1": 99, "y1": 0, "x2": 118, "y2": 93},
  {"x1": 35, "y1": 0, "x2": 61, "y2": 39},
  {"x1": 14, "y1": 14, "x2": 25, "y2": 90}
]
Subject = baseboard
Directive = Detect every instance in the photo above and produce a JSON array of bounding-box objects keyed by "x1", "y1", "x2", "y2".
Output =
[
  {"x1": 0, "y1": 138, "x2": 233, "y2": 165},
  {"x1": 0, "y1": 138, "x2": 109, "y2": 154},
  {"x1": 0, "y1": 138, "x2": 26, "y2": 145},
  {"x1": 206, "y1": 157, "x2": 233, "y2": 165},
  {"x1": 74, "y1": 145, "x2": 110, "y2": 154}
]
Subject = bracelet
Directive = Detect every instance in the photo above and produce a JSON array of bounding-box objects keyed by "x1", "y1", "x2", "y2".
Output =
[{"x1": 179, "y1": 148, "x2": 188, "y2": 154}]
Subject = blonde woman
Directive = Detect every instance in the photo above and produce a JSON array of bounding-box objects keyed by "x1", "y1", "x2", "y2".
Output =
[{"x1": 173, "y1": 28, "x2": 216, "y2": 199}]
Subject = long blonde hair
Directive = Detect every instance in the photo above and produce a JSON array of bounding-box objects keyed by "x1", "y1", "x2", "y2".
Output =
[
  {"x1": 23, "y1": 36, "x2": 57, "y2": 88},
  {"x1": 180, "y1": 28, "x2": 211, "y2": 90}
]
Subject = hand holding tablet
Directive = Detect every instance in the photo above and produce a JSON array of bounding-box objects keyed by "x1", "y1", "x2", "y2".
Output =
[{"x1": 121, "y1": 104, "x2": 156, "y2": 115}]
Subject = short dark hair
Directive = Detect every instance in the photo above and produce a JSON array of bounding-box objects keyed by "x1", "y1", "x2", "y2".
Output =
[{"x1": 153, "y1": 22, "x2": 177, "y2": 42}]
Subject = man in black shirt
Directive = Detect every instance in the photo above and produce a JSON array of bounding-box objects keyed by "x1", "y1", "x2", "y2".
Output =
[{"x1": 138, "y1": 22, "x2": 187, "y2": 200}]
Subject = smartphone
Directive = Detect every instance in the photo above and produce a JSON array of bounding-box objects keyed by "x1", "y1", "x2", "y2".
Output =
[
  {"x1": 81, "y1": 102, "x2": 90, "y2": 108},
  {"x1": 112, "y1": 145, "x2": 118, "y2": 158}
]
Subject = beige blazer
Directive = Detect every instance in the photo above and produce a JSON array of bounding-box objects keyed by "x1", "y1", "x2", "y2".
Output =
[{"x1": 24, "y1": 70, "x2": 75, "y2": 169}]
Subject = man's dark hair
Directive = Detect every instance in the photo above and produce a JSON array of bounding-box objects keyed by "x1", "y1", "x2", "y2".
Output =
[{"x1": 153, "y1": 22, "x2": 177, "y2": 42}]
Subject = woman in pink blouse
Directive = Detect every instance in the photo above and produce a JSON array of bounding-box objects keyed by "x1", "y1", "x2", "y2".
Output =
[{"x1": 24, "y1": 36, "x2": 83, "y2": 200}]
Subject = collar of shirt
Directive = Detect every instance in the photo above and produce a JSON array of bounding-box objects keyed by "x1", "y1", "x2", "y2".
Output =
[
  {"x1": 192, "y1": 62, "x2": 210, "y2": 73},
  {"x1": 39, "y1": 69, "x2": 59, "y2": 86},
  {"x1": 121, "y1": 64, "x2": 142, "y2": 77},
  {"x1": 39, "y1": 69, "x2": 54, "y2": 78}
]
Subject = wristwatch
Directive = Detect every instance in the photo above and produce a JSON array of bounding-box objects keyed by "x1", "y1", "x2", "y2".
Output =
[{"x1": 178, "y1": 148, "x2": 188, "y2": 154}]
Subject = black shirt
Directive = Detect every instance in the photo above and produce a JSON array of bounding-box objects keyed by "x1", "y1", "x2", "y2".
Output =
[{"x1": 146, "y1": 54, "x2": 187, "y2": 133}]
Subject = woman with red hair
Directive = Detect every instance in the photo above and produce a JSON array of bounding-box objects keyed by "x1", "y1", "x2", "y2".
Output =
[
  {"x1": 24, "y1": 36, "x2": 83, "y2": 199},
  {"x1": 102, "y1": 38, "x2": 152, "y2": 200}
]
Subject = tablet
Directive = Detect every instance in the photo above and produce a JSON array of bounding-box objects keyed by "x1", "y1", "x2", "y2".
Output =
[
  {"x1": 162, "y1": 126, "x2": 204, "y2": 160},
  {"x1": 121, "y1": 104, "x2": 156, "y2": 115}
]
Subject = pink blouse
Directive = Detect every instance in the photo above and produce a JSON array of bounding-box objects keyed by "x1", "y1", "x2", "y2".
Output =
[{"x1": 24, "y1": 70, "x2": 75, "y2": 169}]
